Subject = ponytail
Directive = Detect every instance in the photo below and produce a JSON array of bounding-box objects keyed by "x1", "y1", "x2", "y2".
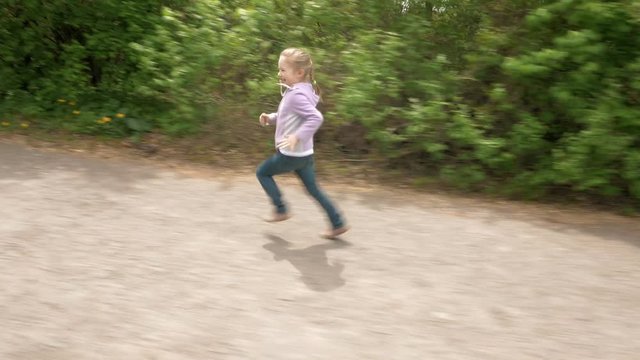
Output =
[{"x1": 310, "y1": 66, "x2": 322, "y2": 101}]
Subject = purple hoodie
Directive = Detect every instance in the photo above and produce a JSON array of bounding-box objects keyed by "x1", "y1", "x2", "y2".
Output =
[{"x1": 266, "y1": 82, "x2": 323, "y2": 157}]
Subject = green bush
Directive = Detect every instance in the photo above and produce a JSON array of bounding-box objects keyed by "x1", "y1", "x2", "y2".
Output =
[{"x1": 1, "y1": 0, "x2": 639, "y2": 206}]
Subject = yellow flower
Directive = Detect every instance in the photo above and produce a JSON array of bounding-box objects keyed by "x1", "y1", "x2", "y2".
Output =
[
  {"x1": 20, "y1": 122, "x2": 29, "y2": 128},
  {"x1": 1, "y1": 121, "x2": 10, "y2": 127},
  {"x1": 68, "y1": 101, "x2": 76, "y2": 106},
  {"x1": 115, "y1": 113, "x2": 126, "y2": 118},
  {"x1": 72, "y1": 110, "x2": 81, "y2": 115},
  {"x1": 102, "y1": 116, "x2": 112, "y2": 123},
  {"x1": 57, "y1": 98, "x2": 66, "y2": 103}
]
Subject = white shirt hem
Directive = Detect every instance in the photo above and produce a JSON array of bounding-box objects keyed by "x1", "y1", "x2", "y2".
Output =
[{"x1": 279, "y1": 148, "x2": 314, "y2": 157}]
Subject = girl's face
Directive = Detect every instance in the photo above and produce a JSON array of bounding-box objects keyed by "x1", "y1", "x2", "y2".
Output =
[{"x1": 278, "y1": 56, "x2": 305, "y2": 87}]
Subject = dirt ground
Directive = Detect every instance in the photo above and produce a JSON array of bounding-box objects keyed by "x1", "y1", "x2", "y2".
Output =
[{"x1": 1, "y1": 138, "x2": 639, "y2": 359}]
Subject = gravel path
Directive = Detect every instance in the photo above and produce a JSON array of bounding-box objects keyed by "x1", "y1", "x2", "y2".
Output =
[{"x1": 1, "y1": 140, "x2": 639, "y2": 359}]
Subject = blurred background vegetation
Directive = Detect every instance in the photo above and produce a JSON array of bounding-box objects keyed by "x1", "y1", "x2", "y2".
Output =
[{"x1": 1, "y1": 0, "x2": 639, "y2": 208}]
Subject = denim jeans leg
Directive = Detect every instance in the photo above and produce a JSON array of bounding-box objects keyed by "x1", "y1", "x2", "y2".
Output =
[
  {"x1": 256, "y1": 153, "x2": 299, "y2": 214},
  {"x1": 295, "y1": 157, "x2": 344, "y2": 229}
]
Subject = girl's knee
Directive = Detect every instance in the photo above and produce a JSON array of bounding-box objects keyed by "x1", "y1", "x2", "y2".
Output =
[
  {"x1": 256, "y1": 163, "x2": 269, "y2": 177},
  {"x1": 305, "y1": 187, "x2": 323, "y2": 198}
]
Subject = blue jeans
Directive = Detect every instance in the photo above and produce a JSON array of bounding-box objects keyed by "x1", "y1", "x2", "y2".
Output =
[{"x1": 256, "y1": 152, "x2": 344, "y2": 229}]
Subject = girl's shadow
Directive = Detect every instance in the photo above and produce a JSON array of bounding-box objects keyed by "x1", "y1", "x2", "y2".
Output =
[{"x1": 263, "y1": 234, "x2": 351, "y2": 292}]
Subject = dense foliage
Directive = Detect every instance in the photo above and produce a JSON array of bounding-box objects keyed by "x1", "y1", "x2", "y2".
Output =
[{"x1": 1, "y1": 0, "x2": 638, "y2": 204}]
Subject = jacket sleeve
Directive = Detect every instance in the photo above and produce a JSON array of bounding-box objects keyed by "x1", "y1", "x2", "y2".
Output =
[
  {"x1": 290, "y1": 92, "x2": 323, "y2": 143},
  {"x1": 267, "y1": 112, "x2": 278, "y2": 125}
]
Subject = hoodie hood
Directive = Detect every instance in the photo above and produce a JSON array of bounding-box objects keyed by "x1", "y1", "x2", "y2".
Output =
[{"x1": 288, "y1": 82, "x2": 319, "y2": 107}]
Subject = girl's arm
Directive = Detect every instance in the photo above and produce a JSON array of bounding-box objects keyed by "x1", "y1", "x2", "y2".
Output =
[
  {"x1": 291, "y1": 93, "x2": 323, "y2": 143},
  {"x1": 267, "y1": 112, "x2": 278, "y2": 125},
  {"x1": 260, "y1": 112, "x2": 278, "y2": 126}
]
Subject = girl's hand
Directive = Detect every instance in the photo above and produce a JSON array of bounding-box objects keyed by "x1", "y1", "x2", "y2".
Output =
[
  {"x1": 259, "y1": 113, "x2": 270, "y2": 126},
  {"x1": 277, "y1": 134, "x2": 299, "y2": 150}
]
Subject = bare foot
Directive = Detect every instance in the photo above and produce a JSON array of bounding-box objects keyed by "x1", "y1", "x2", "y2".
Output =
[
  {"x1": 321, "y1": 226, "x2": 350, "y2": 239},
  {"x1": 263, "y1": 212, "x2": 292, "y2": 223}
]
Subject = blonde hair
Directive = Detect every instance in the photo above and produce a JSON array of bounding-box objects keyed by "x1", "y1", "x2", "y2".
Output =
[{"x1": 280, "y1": 47, "x2": 322, "y2": 99}]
